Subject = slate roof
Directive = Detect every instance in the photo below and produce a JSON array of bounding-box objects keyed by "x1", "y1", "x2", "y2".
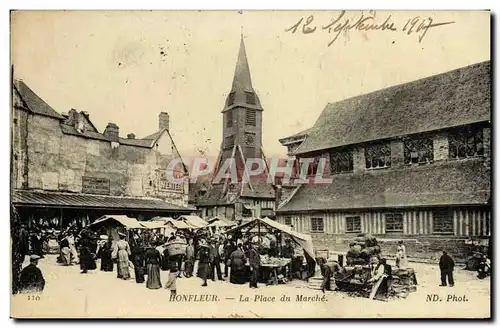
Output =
[
  {"x1": 13, "y1": 80, "x2": 65, "y2": 120},
  {"x1": 277, "y1": 159, "x2": 491, "y2": 212},
  {"x1": 222, "y1": 36, "x2": 263, "y2": 112},
  {"x1": 60, "y1": 124, "x2": 160, "y2": 148},
  {"x1": 296, "y1": 61, "x2": 491, "y2": 155},
  {"x1": 12, "y1": 190, "x2": 196, "y2": 212}
]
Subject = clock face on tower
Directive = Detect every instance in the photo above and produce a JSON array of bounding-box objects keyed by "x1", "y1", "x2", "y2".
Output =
[{"x1": 245, "y1": 132, "x2": 256, "y2": 147}]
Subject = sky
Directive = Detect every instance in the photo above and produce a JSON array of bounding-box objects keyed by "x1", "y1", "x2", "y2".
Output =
[{"x1": 11, "y1": 10, "x2": 490, "y2": 158}]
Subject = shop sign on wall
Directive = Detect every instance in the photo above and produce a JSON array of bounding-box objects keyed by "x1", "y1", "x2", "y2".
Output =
[{"x1": 82, "y1": 176, "x2": 110, "y2": 195}]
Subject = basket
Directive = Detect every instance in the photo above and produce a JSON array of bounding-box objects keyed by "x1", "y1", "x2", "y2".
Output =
[{"x1": 166, "y1": 242, "x2": 187, "y2": 256}]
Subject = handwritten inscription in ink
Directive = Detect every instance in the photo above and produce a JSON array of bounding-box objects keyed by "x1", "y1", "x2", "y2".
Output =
[{"x1": 285, "y1": 11, "x2": 455, "y2": 46}]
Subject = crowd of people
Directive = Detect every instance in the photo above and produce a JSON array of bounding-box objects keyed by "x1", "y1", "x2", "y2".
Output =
[{"x1": 12, "y1": 219, "x2": 309, "y2": 296}]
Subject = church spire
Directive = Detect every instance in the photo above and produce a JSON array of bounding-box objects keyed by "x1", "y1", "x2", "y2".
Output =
[
  {"x1": 231, "y1": 35, "x2": 254, "y2": 93},
  {"x1": 223, "y1": 35, "x2": 262, "y2": 112}
]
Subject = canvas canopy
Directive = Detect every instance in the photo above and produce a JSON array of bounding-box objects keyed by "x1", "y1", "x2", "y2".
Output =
[
  {"x1": 179, "y1": 215, "x2": 208, "y2": 229},
  {"x1": 141, "y1": 221, "x2": 175, "y2": 235},
  {"x1": 151, "y1": 217, "x2": 191, "y2": 229},
  {"x1": 88, "y1": 215, "x2": 146, "y2": 241},
  {"x1": 207, "y1": 220, "x2": 233, "y2": 228},
  {"x1": 225, "y1": 217, "x2": 316, "y2": 261},
  {"x1": 89, "y1": 215, "x2": 146, "y2": 229}
]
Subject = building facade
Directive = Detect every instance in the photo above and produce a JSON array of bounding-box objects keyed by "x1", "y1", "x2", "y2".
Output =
[
  {"x1": 12, "y1": 79, "x2": 195, "y2": 230},
  {"x1": 194, "y1": 36, "x2": 275, "y2": 221},
  {"x1": 276, "y1": 61, "x2": 491, "y2": 260}
]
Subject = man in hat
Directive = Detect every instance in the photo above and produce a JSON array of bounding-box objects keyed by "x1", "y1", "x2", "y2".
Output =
[
  {"x1": 19, "y1": 255, "x2": 45, "y2": 293},
  {"x1": 439, "y1": 250, "x2": 455, "y2": 287},
  {"x1": 247, "y1": 242, "x2": 261, "y2": 288},
  {"x1": 209, "y1": 238, "x2": 223, "y2": 281}
]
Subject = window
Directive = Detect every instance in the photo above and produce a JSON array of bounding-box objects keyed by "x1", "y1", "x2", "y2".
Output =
[
  {"x1": 224, "y1": 135, "x2": 234, "y2": 149},
  {"x1": 311, "y1": 217, "x2": 324, "y2": 232},
  {"x1": 365, "y1": 142, "x2": 391, "y2": 169},
  {"x1": 207, "y1": 208, "x2": 214, "y2": 217},
  {"x1": 245, "y1": 91, "x2": 256, "y2": 105},
  {"x1": 449, "y1": 126, "x2": 484, "y2": 159},
  {"x1": 227, "y1": 92, "x2": 235, "y2": 106},
  {"x1": 246, "y1": 109, "x2": 256, "y2": 126},
  {"x1": 385, "y1": 213, "x2": 403, "y2": 232},
  {"x1": 245, "y1": 132, "x2": 256, "y2": 147},
  {"x1": 242, "y1": 206, "x2": 252, "y2": 217},
  {"x1": 226, "y1": 110, "x2": 233, "y2": 128},
  {"x1": 404, "y1": 135, "x2": 433, "y2": 165},
  {"x1": 345, "y1": 216, "x2": 361, "y2": 233},
  {"x1": 330, "y1": 149, "x2": 353, "y2": 174},
  {"x1": 284, "y1": 217, "x2": 292, "y2": 226},
  {"x1": 433, "y1": 208, "x2": 454, "y2": 234},
  {"x1": 305, "y1": 157, "x2": 320, "y2": 176}
]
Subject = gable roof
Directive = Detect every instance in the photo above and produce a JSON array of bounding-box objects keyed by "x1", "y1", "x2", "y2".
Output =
[
  {"x1": 279, "y1": 127, "x2": 312, "y2": 145},
  {"x1": 277, "y1": 159, "x2": 490, "y2": 213},
  {"x1": 296, "y1": 61, "x2": 491, "y2": 155},
  {"x1": 13, "y1": 80, "x2": 65, "y2": 120}
]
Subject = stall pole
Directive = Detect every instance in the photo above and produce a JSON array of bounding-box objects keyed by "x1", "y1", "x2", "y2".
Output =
[{"x1": 258, "y1": 219, "x2": 260, "y2": 241}]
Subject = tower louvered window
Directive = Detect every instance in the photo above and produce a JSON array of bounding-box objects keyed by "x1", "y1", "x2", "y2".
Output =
[
  {"x1": 245, "y1": 91, "x2": 256, "y2": 105},
  {"x1": 246, "y1": 109, "x2": 256, "y2": 126},
  {"x1": 227, "y1": 92, "x2": 235, "y2": 106},
  {"x1": 226, "y1": 110, "x2": 233, "y2": 128}
]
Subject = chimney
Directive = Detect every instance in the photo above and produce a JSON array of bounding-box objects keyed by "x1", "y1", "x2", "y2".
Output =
[
  {"x1": 159, "y1": 112, "x2": 170, "y2": 131},
  {"x1": 103, "y1": 122, "x2": 119, "y2": 140},
  {"x1": 68, "y1": 109, "x2": 79, "y2": 124},
  {"x1": 127, "y1": 133, "x2": 136, "y2": 139}
]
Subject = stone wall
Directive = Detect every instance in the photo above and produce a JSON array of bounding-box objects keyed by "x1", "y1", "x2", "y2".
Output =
[{"x1": 20, "y1": 112, "x2": 189, "y2": 207}]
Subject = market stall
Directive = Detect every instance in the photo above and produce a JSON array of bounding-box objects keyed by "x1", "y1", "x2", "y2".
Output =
[
  {"x1": 151, "y1": 217, "x2": 191, "y2": 230},
  {"x1": 178, "y1": 215, "x2": 209, "y2": 229},
  {"x1": 225, "y1": 217, "x2": 316, "y2": 284},
  {"x1": 88, "y1": 215, "x2": 146, "y2": 241},
  {"x1": 141, "y1": 220, "x2": 176, "y2": 237}
]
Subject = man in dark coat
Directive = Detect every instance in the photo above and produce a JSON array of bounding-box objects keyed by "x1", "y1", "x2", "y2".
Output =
[
  {"x1": 247, "y1": 242, "x2": 261, "y2": 288},
  {"x1": 210, "y1": 239, "x2": 223, "y2": 281},
  {"x1": 439, "y1": 250, "x2": 455, "y2": 287},
  {"x1": 19, "y1": 255, "x2": 45, "y2": 292},
  {"x1": 198, "y1": 239, "x2": 211, "y2": 287},
  {"x1": 223, "y1": 240, "x2": 237, "y2": 278}
]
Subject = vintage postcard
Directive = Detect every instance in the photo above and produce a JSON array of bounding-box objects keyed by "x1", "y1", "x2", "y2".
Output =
[{"x1": 10, "y1": 10, "x2": 491, "y2": 319}]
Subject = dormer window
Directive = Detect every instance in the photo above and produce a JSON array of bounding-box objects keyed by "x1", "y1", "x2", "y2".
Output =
[
  {"x1": 245, "y1": 91, "x2": 256, "y2": 105},
  {"x1": 227, "y1": 92, "x2": 235, "y2": 106},
  {"x1": 404, "y1": 135, "x2": 433, "y2": 165},
  {"x1": 365, "y1": 142, "x2": 391, "y2": 169}
]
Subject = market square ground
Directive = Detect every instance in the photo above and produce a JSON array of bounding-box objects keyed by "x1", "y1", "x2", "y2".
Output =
[{"x1": 11, "y1": 255, "x2": 490, "y2": 319}]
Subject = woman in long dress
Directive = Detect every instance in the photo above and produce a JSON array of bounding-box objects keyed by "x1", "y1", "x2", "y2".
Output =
[
  {"x1": 396, "y1": 241, "x2": 408, "y2": 268},
  {"x1": 145, "y1": 244, "x2": 162, "y2": 289},
  {"x1": 113, "y1": 233, "x2": 131, "y2": 280},
  {"x1": 131, "y1": 243, "x2": 146, "y2": 283},
  {"x1": 229, "y1": 244, "x2": 247, "y2": 285}
]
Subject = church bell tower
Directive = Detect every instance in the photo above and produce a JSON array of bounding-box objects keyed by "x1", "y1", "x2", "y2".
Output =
[{"x1": 217, "y1": 35, "x2": 265, "y2": 180}]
